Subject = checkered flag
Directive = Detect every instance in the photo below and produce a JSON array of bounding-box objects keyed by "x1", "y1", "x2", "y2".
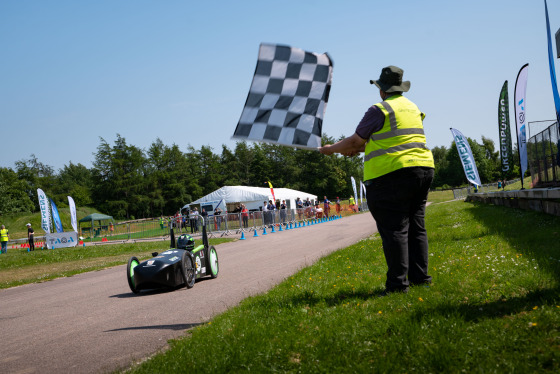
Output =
[{"x1": 233, "y1": 43, "x2": 333, "y2": 149}]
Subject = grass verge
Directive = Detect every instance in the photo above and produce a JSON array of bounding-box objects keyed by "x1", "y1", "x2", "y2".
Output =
[
  {"x1": 0, "y1": 237, "x2": 232, "y2": 289},
  {"x1": 126, "y1": 200, "x2": 560, "y2": 373}
]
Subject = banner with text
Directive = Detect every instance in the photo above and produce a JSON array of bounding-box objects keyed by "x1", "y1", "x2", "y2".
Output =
[
  {"x1": 498, "y1": 81, "x2": 513, "y2": 178},
  {"x1": 37, "y1": 188, "x2": 51, "y2": 234},
  {"x1": 514, "y1": 63, "x2": 529, "y2": 180},
  {"x1": 45, "y1": 231, "x2": 78, "y2": 249},
  {"x1": 450, "y1": 128, "x2": 482, "y2": 186}
]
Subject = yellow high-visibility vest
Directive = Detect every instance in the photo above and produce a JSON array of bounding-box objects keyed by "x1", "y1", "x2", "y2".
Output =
[
  {"x1": 0, "y1": 229, "x2": 9, "y2": 242},
  {"x1": 364, "y1": 95, "x2": 434, "y2": 180}
]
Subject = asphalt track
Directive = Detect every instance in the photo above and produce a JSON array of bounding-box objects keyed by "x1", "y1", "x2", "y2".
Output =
[{"x1": 0, "y1": 213, "x2": 377, "y2": 374}]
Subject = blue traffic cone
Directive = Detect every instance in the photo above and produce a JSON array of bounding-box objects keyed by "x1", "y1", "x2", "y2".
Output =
[
  {"x1": 263, "y1": 227, "x2": 268, "y2": 235},
  {"x1": 253, "y1": 229, "x2": 259, "y2": 237},
  {"x1": 279, "y1": 224, "x2": 283, "y2": 231},
  {"x1": 240, "y1": 232, "x2": 246, "y2": 240},
  {"x1": 271, "y1": 225, "x2": 276, "y2": 233}
]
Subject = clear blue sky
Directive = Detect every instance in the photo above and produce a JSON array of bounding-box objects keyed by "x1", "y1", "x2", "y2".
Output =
[{"x1": 1, "y1": 0, "x2": 559, "y2": 171}]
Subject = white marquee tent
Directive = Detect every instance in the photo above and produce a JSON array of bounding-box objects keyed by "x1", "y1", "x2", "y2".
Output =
[{"x1": 183, "y1": 186, "x2": 317, "y2": 212}]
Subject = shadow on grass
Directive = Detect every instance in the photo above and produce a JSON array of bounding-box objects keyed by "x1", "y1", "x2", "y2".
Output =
[
  {"x1": 274, "y1": 286, "x2": 387, "y2": 309},
  {"x1": 409, "y1": 286, "x2": 560, "y2": 324},
  {"x1": 466, "y1": 202, "x2": 560, "y2": 281},
  {"x1": 419, "y1": 202, "x2": 560, "y2": 323}
]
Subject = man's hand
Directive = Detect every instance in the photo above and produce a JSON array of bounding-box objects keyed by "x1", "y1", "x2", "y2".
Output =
[
  {"x1": 319, "y1": 133, "x2": 366, "y2": 157},
  {"x1": 318, "y1": 145, "x2": 335, "y2": 155}
]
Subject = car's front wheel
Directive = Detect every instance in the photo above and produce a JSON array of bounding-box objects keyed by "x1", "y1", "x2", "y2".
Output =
[
  {"x1": 127, "y1": 256, "x2": 140, "y2": 293},
  {"x1": 181, "y1": 251, "x2": 195, "y2": 288},
  {"x1": 207, "y1": 246, "x2": 219, "y2": 279}
]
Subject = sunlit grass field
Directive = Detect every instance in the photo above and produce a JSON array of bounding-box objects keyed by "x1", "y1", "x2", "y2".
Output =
[{"x1": 127, "y1": 200, "x2": 560, "y2": 373}]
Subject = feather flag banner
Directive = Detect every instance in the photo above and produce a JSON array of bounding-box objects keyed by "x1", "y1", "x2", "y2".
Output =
[
  {"x1": 266, "y1": 181, "x2": 276, "y2": 202},
  {"x1": 514, "y1": 64, "x2": 529, "y2": 184},
  {"x1": 450, "y1": 128, "x2": 482, "y2": 187}
]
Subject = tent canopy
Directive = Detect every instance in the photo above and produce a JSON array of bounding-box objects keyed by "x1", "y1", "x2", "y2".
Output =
[
  {"x1": 79, "y1": 213, "x2": 114, "y2": 225},
  {"x1": 183, "y1": 186, "x2": 317, "y2": 211}
]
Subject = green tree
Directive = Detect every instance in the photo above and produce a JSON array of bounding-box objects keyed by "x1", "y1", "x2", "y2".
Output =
[
  {"x1": 92, "y1": 135, "x2": 147, "y2": 219},
  {"x1": 431, "y1": 145, "x2": 449, "y2": 188},
  {"x1": 14, "y1": 154, "x2": 56, "y2": 210},
  {"x1": 53, "y1": 162, "x2": 94, "y2": 206},
  {"x1": 0, "y1": 167, "x2": 35, "y2": 214}
]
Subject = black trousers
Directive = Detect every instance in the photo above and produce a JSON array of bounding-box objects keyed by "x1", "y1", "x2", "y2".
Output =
[{"x1": 366, "y1": 167, "x2": 434, "y2": 292}]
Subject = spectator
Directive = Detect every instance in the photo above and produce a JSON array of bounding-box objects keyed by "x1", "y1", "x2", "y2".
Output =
[
  {"x1": 175, "y1": 211, "x2": 182, "y2": 232},
  {"x1": 323, "y1": 196, "x2": 331, "y2": 218},
  {"x1": 27, "y1": 223, "x2": 35, "y2": 251},
  {"x1": 349, "y1": 196, "x2": 356, "y2": 212},
  {"x1": 262, "y1": 201, "x2": 268, "y2": 226},
  {"x1": 214, "y1": 206, "x2": 222, "y2": 230},
  {"x1": 267, "y1": 200, "x2": 276, "y2": 227},
  {"x1": 296, "y1": 197, "x2": 303, "y2": 219},
  {"x1": 335, "y1": 197, "x2": 341, "y2": 214},
  {"x1": 315, "y1": 203, "x2": 323, "y2": 219},
  {"x1": 241, "y1": 204, "x2": 249, "y2": 228},
  {"x1": 189, "y1": 208, "x2": 199, "y2": 233},
  {"x1": 304, "y1": 197, "x2": 313, "y2": 218},
  {"x1": 0, "y1": 224, "x2": 9, "y2": 254},
  {"x1": 280, "y1": 199, "x2": 287, "y2": 225}
]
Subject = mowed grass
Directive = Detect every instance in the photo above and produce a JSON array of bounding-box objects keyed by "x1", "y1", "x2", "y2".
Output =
[
  {"x1": 428, "y1": 189, "x2": 455, "y2": 203},
  {"x1": 127, "y1": 200, "x2": 560, "y2": 373},
  {"x1": 0, "y1": 237, "x2": 232, "y2": 289}
]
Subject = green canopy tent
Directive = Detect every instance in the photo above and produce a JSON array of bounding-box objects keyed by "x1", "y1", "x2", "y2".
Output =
[{"x1": 79, "y1": 213, "x2": 115, "y2": 241}]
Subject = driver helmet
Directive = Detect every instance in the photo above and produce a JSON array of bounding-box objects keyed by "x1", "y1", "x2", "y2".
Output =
[{"x1": 177, "y1": 234, "x2": 195, "y2": 249}]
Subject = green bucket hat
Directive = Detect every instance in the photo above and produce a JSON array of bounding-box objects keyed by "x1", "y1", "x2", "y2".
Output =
[{"x1": 370, "y1": 65, "x2": 410, "y2": 93}]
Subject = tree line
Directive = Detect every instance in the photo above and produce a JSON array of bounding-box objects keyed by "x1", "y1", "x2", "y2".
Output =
[{"x1": 0, "y1": 134, "x2": 517, "y2": 219}]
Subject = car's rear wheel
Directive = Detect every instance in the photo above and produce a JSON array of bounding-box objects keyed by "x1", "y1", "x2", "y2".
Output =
[
  {"x1": 208, "y1": 246, "x2": 219, "y2": 279},
  {"x1": 181, "y1": 251, "x2": 195, "y2": 288},
  {"x1": 127, "y1": 256, "x2": 140, "y2": 293}
]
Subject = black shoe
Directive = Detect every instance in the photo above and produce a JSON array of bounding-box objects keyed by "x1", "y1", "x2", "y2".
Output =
[
  {"x1": 410, "y1": 280, "x2": 432, "y2": 287},
  {"x1": 379, "y1": 288, "x2": 409, "y2": 297}
]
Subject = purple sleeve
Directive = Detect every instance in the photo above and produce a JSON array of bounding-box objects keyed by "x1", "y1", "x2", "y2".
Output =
[{"x1": 355, "y1": 105, "x2": 385, "y2": 140}]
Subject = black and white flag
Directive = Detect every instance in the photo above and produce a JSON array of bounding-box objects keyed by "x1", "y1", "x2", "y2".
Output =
[{"x1": 233, "y1": 43, "x2": 333, "y2": 149}]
